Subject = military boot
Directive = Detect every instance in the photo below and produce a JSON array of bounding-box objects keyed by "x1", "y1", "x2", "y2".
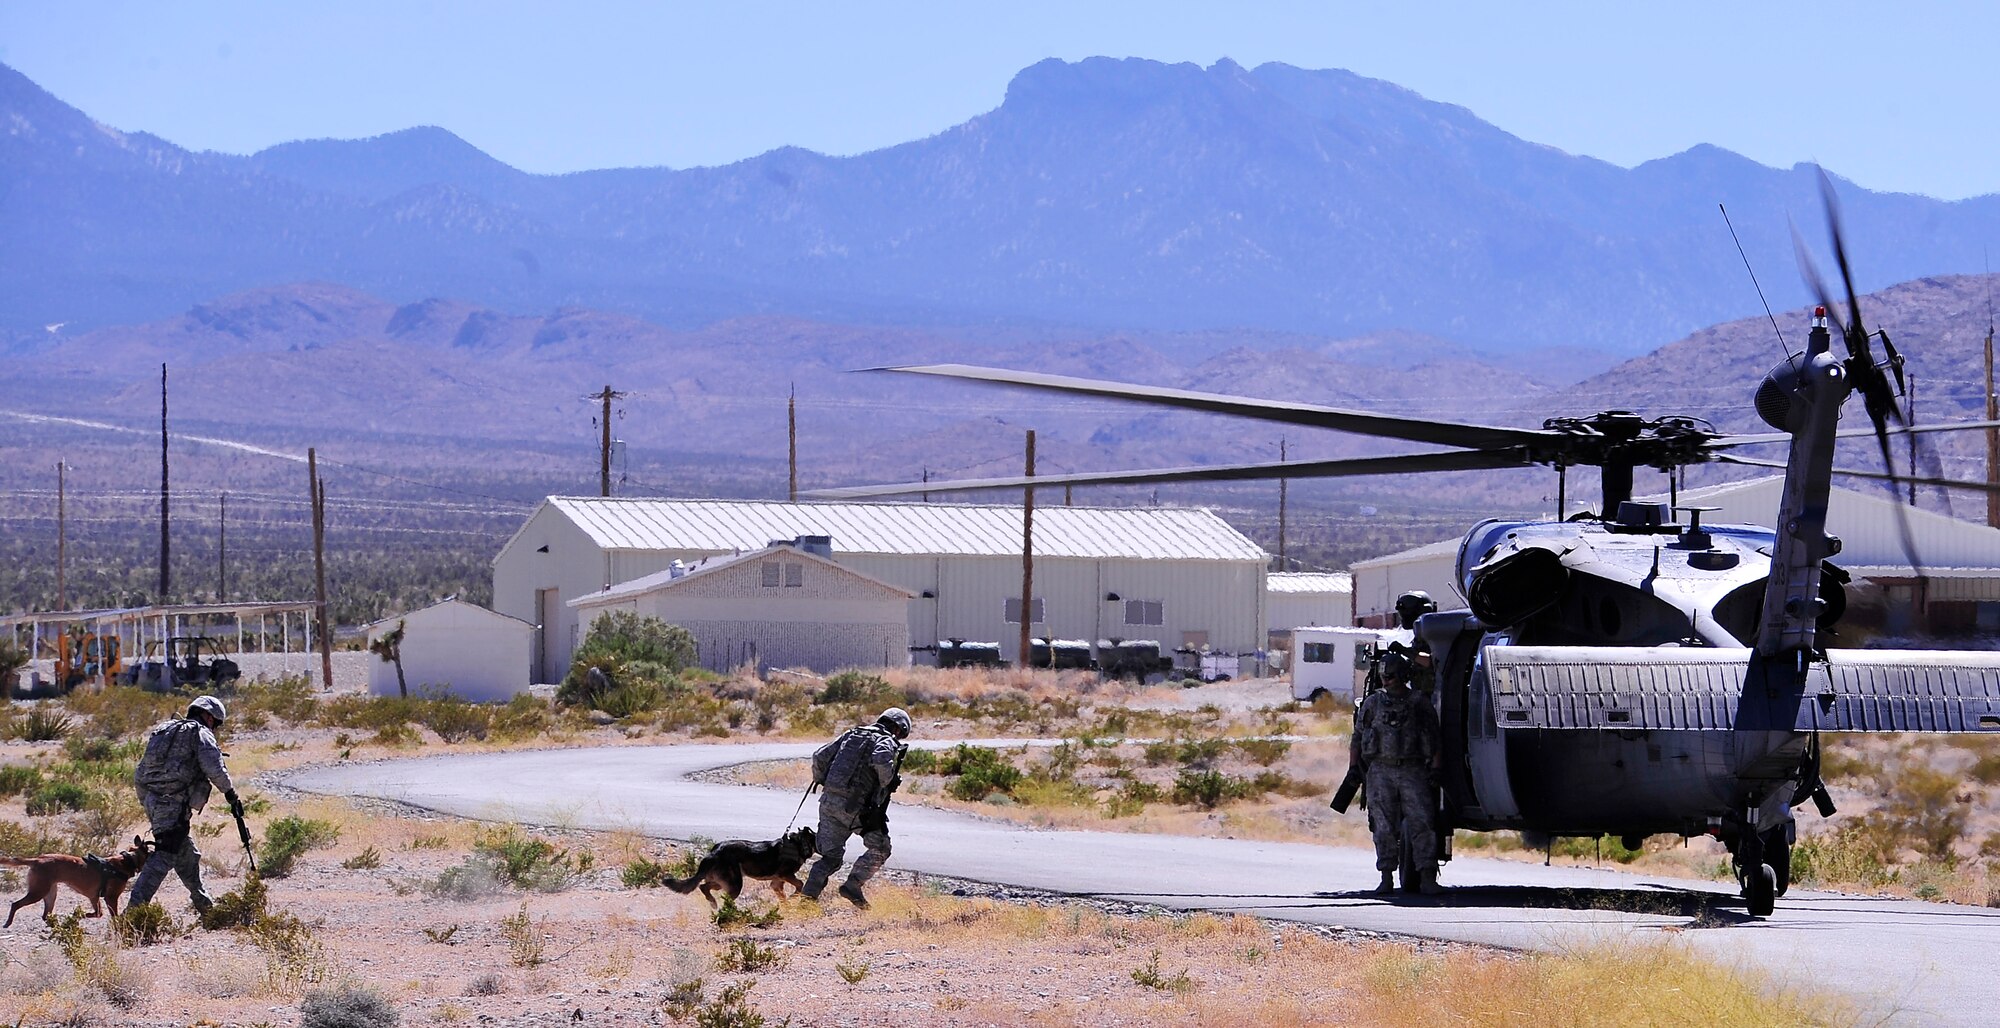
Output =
[
  {"x1": 1417, "y1": 869, "x2": 1445, "y2": 896},
  {"x1": 1373, "y1": 872, "x2": 1396, "y2": 895},
  {"x1": 837, "y1": 880, "x2": 870, "y2": 910}
]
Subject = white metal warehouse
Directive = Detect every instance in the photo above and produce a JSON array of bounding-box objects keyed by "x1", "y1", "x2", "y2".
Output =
[{"x1": 494, "y1": 497, "x2": 1269, "y2": 682}]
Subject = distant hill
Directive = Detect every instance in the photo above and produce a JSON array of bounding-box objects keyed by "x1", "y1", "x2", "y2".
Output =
[{"x1": 6, "y1": 57, "x2": 2000, "y2": 354}]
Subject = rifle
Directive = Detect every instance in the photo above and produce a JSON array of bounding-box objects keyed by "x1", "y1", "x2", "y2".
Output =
[
  {"x1": 1329, "y1": 762, "x2": 1366, "y2": 814},
  {"x1": 232, "y1": 802, "x2": 257, "y2": 875}
]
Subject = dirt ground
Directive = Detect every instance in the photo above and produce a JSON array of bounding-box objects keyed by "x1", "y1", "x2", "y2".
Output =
[{"x1": 0, "y1": 670, "x2": 1929, "y2": 1025}]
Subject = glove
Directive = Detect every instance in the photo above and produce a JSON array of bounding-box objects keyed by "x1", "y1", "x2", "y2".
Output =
[{"x1": 225, "y1": 790, "x2": 245, "y2": 820}]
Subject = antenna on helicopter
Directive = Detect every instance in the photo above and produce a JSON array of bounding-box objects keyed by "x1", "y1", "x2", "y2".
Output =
[{"x1": 1719, "y1": 203, "x2": 1790, "y2": 359}]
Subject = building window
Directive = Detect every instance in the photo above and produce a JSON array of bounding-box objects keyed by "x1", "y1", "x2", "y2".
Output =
[
  {"x1": 1123, "y1": 599, "x2": 1164, "y2": 626},
  {"x1": 761, "y1": 562, "x2": 782, "y2": 587},
  {"x1": 1004, "y1": 597, "x2": 1046, "y2": 624},
  {"x1": 785, "y1": 562, "x2": 804, "y2": 588},
  {"x1": 1302, "y1": 642, "x2": 1335, "y2": 663}
]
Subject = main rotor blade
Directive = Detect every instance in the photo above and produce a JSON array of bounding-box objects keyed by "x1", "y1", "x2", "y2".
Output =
[
  {"x1": 806, "y1": 448, "x2": 1533, "y2": 501},
  {"x1": 866, "y1": 364, "x2": 1555, "y2": 451},
  {"x1": 1708, "y1": 419, "x2": 2000, "y2": 449},
  {"x1": 1717, "y1": 454, "x2": 2000, "y2": 495}
]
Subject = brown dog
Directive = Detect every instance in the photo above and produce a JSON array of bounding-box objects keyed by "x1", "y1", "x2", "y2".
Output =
[
  {"x1": 662, "y1": 827, "x2": 816, "y2": 909},
  {"x1": 1, "y1": 835, "x2": 155, "y2": 926}
]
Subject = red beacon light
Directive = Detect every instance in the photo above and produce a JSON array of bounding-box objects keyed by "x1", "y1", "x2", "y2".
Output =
[{"x1": 1812, "y1": 304, "x2": 1829, "y2": 329}]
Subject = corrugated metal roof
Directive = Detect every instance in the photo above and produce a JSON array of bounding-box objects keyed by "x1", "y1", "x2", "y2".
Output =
[
  {"x1": 1350, "y1": 536, "x2": 1463, "y2": 570},
  {"x1": 542, "y1": 497, "x2": 1266, "y2": 562},
  {"x1": 572, "y1": 543, "x2": 917, "y2": 606},
  {"x1": 1268, "y1": 571, "x2": 1353, "y2": 594}
]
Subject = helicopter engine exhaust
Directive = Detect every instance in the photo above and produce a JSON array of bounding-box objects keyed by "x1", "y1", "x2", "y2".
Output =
[
  {"x1": 1468, "y1": 547, "x2": 1567, "y2": 627},
  {"x1": 1753, "y1": 356, "x2": 1806, "y2": 431}
]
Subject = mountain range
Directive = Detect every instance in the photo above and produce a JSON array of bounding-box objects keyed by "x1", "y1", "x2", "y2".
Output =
[{"x1": 6, "y1": 56, "x2": 2000, "y2": 354}]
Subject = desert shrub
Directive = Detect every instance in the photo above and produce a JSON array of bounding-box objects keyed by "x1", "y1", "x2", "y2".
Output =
[
  {"x1": 712, "y1": 897, "x2": 783, "y2": 930},
  {"x1": 500, "y1": 903, "x2": 546, "y2": 967},
  {"x1": 815, "y1": 671, "x2": 903, "y2": 708},
  {"x1": 25, "y1": 780, "x2": 92, "y2": 816},
  {"x1": 1013, "y1": 775, "x2": 1096, "y2": 808},
  {"x1": 476, "y1": 827, "x2": 583, "y2": 892},
  {"x1": 0, "y1": 764, "x2": 43, "y2": 796},
  {"x1": 61, "y1": 686, "x2": 181, "y2": 740},
  {"x1": 1234, "y1": 738, "x2": 1293, "y2": 766},
  {"x1": 17, "y1": 706, "x2": 74, "y2": 742},
  {"x1": 1792, "y1": 823, "x2": 1893, "y2": 887},
  {"x1": 623, "y1": 856, "x2": 671, "y2": 889},
  {"x1": 597, "y1": 680, "x2": 670, "y2": 719},
  {"x1": 1171, "y1": 768, "x2": 1258, "y2": 809},
  {"x1": 715, "y1": 938, "x2": 781, "y2": 973},
  {"x1": 417, "y1": 696, "x2": 492, "y2": 743},
  {"x1": 559, "y1": 612, "x2": 697, "y2": 707},
  {"x1": 299, "y1": 982, "x2": 401, "y2": 1028},
  {"x1": 46, "y1": 908, "x2": 88, "y2": 966},
  {"x1": 111, "y1": 902, "x2": 183, "y2": 946},
  {"x1": 1105, "y1": 779, "x2": 1163, "y2": 818},
  {"x1": 684, "y1": 979, "x2": 773, "y2": 1028},
  {"x1": 250, "y1": 908, "x2": 332, "y2": 996},
  {"x1": 668, "y1": 837, "x2": 715, "y2": 879},
  {"x1": 1968, "y1": 751, "x2": 2000, "y2": 786},
  {"x1": 835, "y1": 959, "x2": 870, "y2": 985},
  {"x1": 1871, "y1": 762, "x2": 1968, "y2": 861},
  {"x1": 260, "y1": 816, "x2": 342, "y2": 878},
  {"x1": 940, "y1": 745, "x2": 1022, "y2": 801},
  {"x1": 341, "y1": 846, "x2": 383, "y2": 870},
  {"x1": 1131, "y1": 949, "x2": 1195, "y2": 993},
  {"x1": 899, "y1": 747, "x2": 938, "y2": 775},
  {"x1": 229, "y1": 676, "x2": 321, "y2": 727},
  {"x1": 1552, "y1": 834, "x2": 1645, "y2": 864},
  {"x1": 425, "y1": 858, "x2": 503, "y2": 901},
  {"x1": 200, "y1": 874, "x2": 270, "y2": 931},
  {"x1": 490, "y1": 694, "x2": 556, "y2": 740},
  {"x1": 0, "y1": 640, "x2": 25, "y2": 690},
  {"x1": 78, "y1": 944, "x2": 151, "y2": 1009}
]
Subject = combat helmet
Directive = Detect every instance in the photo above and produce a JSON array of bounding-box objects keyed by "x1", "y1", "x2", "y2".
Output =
[
  {"x1": 188, "y1": 695, "x2": 227, "y2": 724},
  {"x1": 875, "y1": 707, "x2": 912, "y2": 739}
]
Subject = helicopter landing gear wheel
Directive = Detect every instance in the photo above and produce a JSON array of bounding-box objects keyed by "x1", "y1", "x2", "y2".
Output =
[
  {"x1": 1760, "y1": 826, "x2": 1792, "y2": 898},
  {"x1": 1745, "y1": 863, "x2": 1777, "y2": 917}
]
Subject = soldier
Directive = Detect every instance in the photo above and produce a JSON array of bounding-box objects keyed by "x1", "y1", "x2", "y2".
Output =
[
  {"x1": 129, "y1": 695, "x2": 241, "y2": 914},
  {"x1": 801, "y1": 707, "x2": 911, "y2": 909},
  {"x1": 1350, "y1": 652, "x2": 1443, "y2": 895}
]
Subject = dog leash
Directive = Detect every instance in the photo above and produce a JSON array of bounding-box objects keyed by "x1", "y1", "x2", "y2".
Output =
[{"x1": 783, "y1": 782, "x2": 817, "y2": 833}]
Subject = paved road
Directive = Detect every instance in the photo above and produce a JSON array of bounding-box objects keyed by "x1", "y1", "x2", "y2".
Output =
[{"x1": 287, "y1": 742, "x2": 1999, "y2": 1025}]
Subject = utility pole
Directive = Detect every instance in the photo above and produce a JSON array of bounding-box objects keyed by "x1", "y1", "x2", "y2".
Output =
[
  {"x1": 589, "y1": 385, "x2": 627, "y2": 497},
  {"x1": 921, "y1": 468, "x2": 930, "y2": 504},
  {"x1": 159, "y1": 363, "x2": 170, "y2": 603},
  {"x1": 1277, "y1": 438, "x2": 1288, "y2": 571},
  {"x1": 55, "y1": 461, "x2": 66, "y2": 610},
  {"x1": 1987, "y1": 318, "x2": 1998, "y2": 528},
  {"x1": 1020, "y1": 430, "x2": 1036, "y2": 666},
  {"x1": 217, "y1": 493, "x2": 227, "y2": 603},
  {"x1": 788, "y1": 384, "x2": 798, "y2": 503},
  {"x1": 308, "y1": 449, "x2": 332, "y2": 691}
]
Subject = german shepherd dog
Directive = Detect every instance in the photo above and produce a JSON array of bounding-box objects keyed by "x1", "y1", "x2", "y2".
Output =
[
  {"x1": 2, "y1": 835, "x2": 155, "y2": 926},
  {"x1": 662, "y1": 827, "x2": 816, "y2": 909}
]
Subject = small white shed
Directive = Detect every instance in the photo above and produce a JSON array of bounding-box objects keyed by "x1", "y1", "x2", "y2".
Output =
[
  {"x1": 1267, "y1": 572, "x2": 1354, "y2": 633},
  {"x1": 365, "y1": 599, "x2": 533, "y2": 702},
  {"x1": 568, "y1": 539, "x2": 917, "y2": 674}
]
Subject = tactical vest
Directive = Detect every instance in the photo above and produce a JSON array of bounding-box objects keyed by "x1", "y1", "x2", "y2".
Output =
[
  {"x1": 134, "y1": 719, "x2": 207, "y2": 799},
  {"x1": 1359, "y1": 691, "x2": 1432, "y2": 765},
  {"x1": 823, "y1": 726, "x2": 894, "y2": 795}
]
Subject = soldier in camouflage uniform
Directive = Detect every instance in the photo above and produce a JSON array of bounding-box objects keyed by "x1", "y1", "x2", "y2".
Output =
[
  {"x1": 1351, "y1": 653, "x2": 1443, "y2": 895},
  {"x1": 802, "y1": 707, "x2": 911, "y2": 909},
  {"x1": 129, "y1": 695, "x2": 241, "y2": 913}
]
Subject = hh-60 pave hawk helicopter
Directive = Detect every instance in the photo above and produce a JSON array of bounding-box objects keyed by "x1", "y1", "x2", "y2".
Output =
[{"x1": 813, "y1": 185, "x2": 2000, "y2": 916}]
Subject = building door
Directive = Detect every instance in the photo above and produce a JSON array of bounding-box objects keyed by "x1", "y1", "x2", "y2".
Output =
[{"x1": 535, "y1": 588, "x2": 560, "y2": 682}]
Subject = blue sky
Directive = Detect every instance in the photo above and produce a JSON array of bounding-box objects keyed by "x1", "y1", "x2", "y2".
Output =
[{"x1": 3, "y1": 1, "x2": 1995, "y2": 199}]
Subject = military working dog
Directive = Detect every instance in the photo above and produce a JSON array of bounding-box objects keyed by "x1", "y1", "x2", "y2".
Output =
[
  {"x1": 2, "y1": 835, "x2": 155, "y2": 926},
  {"x1": 662, "y1": 828, "x2": 816, "y2": 909}
]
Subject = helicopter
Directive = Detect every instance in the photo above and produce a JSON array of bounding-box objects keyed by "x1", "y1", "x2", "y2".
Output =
[{"x1": 811, "y1": 181, "x2": 2000, "y2": 916}]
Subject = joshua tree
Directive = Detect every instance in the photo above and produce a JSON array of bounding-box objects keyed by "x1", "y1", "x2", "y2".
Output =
[{"x1": 368, "y1": 620, "x2": 408, "y2": 698}]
